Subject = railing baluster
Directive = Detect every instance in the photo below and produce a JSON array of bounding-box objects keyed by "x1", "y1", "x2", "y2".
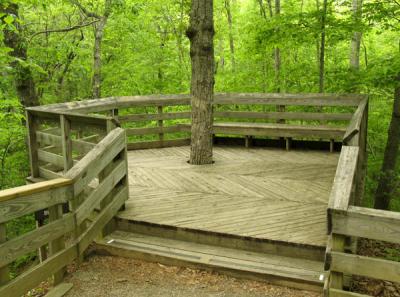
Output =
[
  {"x1": 330, "y1": 234, "x2": 345, "y2": 290},
  {"x1": 158, "y1": 106, "x2": 164, "y2": 142},
  {"x1": 60, "y1": 115, "x2": 73, "y2": 173},
  {"x1": 48, "y1": 203, "x2": 66, "y2": 285},
  {"x1": 26, "y1": 111, "x2": 39, "y2": 178},
  {"x1": 0, "y1": 223, "x2": 9, "y2": 285}
]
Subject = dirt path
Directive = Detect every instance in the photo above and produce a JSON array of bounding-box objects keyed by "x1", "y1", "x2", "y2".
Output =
[{"x1": 64, "y1": 255, "x2": 321, "y2": 297}]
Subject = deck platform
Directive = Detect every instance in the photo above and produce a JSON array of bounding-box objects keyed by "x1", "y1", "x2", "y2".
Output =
[{"x1": 118, "y1": 145, "x2": 339, "y2": 248}]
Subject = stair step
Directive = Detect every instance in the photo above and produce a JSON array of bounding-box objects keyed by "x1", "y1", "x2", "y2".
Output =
[{"x1": 96, "y1": 230, "x2": 325, "y2": 291}]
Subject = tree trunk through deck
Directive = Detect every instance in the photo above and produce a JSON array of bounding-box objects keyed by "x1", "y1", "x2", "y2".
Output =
[
  {"x1": 187, "y1": 0, "x2": 215, "y2": 165},
  {"x1": 1, "y1": 3, "x2": 39, "y2": 108},
  {"x1": 374, "y1": 74, "x2": 400, "y2": 210}
]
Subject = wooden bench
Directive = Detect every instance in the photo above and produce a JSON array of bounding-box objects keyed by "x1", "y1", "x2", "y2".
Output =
[{"x1": 179, "y1": 122, "x2": 346, "y2": 151}]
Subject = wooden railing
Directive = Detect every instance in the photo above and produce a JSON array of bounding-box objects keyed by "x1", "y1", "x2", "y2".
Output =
[
  {"x1": 0, "y1": 128, "x2": 129, "y2": 297},
  {"x1": 324, "y1": 96, "x2": 400, "y2": 296},
  {"x1": 27, "y1": 93, "x2": 365, "y2": 156}
]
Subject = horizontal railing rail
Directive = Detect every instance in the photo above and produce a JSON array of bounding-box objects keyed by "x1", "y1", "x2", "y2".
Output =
[{"x1": 0, "y1": 128, "x2": 129, "y2": 297}]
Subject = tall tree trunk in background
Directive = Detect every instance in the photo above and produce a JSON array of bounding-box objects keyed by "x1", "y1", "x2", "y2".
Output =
[
  {"x1": 350, "y1": 0, "x2": 363, "y2": 70},
  {"x1": 274, "y1": 0, "x2": 281, "y2": 93},
  {"x1": 186, "y1": 0, "x2": 215, "y2": 165},
  {"x1": 1, "y1": 3, "x2": 39, "y2": 107},
  {"x1": 224, "y1": 0, "x2": 235, "y2": 72},
  {"x1": 71, "y1": 0, "x2": 112, "y2": 98},
  {"x1": 374, "y1": 75, "x2": 400, "y2": 210},
  {"x1": 319, "y1": 0, "x2": 328, "y2": 93}
]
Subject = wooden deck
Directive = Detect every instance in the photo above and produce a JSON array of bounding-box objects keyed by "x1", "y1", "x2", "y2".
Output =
[{"x1": 119, "y1": 145, "x2": 339, "y2": 248}]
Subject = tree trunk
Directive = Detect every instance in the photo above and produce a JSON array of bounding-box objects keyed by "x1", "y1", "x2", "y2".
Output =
[
  {"x1": 349, "y1": 0, "x2": 363, "y2": 70},
  {"x1": 319, "y1": 0, "x2": 328, "y2": 93},
  {"x1": 92, "y1": 17, "x2": 107, "y2": 98},
  {"x1": 187, "y1": 0, "x2": 215, "y2": 165},
  {"x1": 1, "y1": 3, "x2": 39, "y2": 107},
  {"x1": 374, "y1": 75, "x2": 400, "y2": 210},
  {"x1": 274, "y1": 0, "x2": 281, "y2": 93},
  {"x1": 224, "y1": 0, "x2": 235, "y2": 72}
]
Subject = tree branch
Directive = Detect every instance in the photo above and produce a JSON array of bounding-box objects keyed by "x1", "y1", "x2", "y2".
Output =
[
  {"x1": 29, "y1": 20, "x2": 99, "y2": 41},
  {"x1": 69, "y1": 0, "x2": 101, "y2": 19}
]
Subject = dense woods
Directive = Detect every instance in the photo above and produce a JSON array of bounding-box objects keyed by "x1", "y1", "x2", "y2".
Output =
[{"x1": 0, "y1": 0, "x2": 399, "y2": 210}]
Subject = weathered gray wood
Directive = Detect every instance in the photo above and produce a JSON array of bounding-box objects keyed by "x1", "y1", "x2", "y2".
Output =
[
  {"x1": 332, "y1": 206, "x2": 400, "y2": 244},
  {"x1": 48, "y1": 203, "x2": 66, "y2": 285},
  {"x1": 126, "y1": 125, "x2": 184, "y2": 136},
  {"x1": 0, "y1": 245, "x2": 77, "y2": 297},
  {"x1": 75, "y1": 160, "x2": 127, "y2": 225},
  {"x1": 343, "y1": 97, "x2": 368, "y2": 145},
  {"x1": 329, "y1": 288, "x2": 370, "y2": 297},
  {"x1": 60, "y1": 115, "x2": 73, "y2": 173},
  {"x1": 0, "y1": 224, "x2": 9, "y2": 285},
  {"x1": 27, "y1": 111, "x2": 40, "y2": 178},
  {"x1": 214, "y1": 111, "x2": 353, "y2": 121},
  {"x1": 214, "y1": 93, "x2": 363, "y2": 107},
  {"x1": 331, "y1": 251, "x2": 400, "y2": 283},
  {"x1": 44, "y1": 283, "x2": 73, "y2": 297},
  {"x1": 38, "y1": 149, "x2": 65, "y2": 168},
  {"x1": 0, "y1": 183, "x2": 71, "y2": 224},
  {"x1": 78, "y1": 186, "x2": 128, "y2": 253},
  {"x1": 127, "y1": 139, "x2": 191, "y2": 150},
  {"x1": 36, "y1": 131, "x2": 96, "y2": 155},
  {"x1": 0, "y1": 213, "x2": 74, "y2": 267},
  {"x1": 39, "y1": 166, "x2": 63, "y2": 180},
  {"x1": 329, "y1": 235, "x2": 345, "y2": 290},
  {"x1": 204, "y1": 122, "x2": 346, "y2": 139},
  {"x1": 65, "y1": 128, "x2": 126, "y2": 195},
  {"x1": 327, "y1": 146, "x2": 359, "y2": 211},
  {"x1": 118, "y1": 112, "x2": 191, "y2": 123},
  {"x1": 157, "y1": 106, "x2": 164, "y2": 141}
]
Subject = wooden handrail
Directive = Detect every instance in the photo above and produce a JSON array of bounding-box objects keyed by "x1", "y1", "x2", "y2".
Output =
[
  {"x1": 0, "y1": 178, "x2": 72, "y2": 203},
  {"x1": 343, "y1": 97, "x2": 368, "y2": 145}
]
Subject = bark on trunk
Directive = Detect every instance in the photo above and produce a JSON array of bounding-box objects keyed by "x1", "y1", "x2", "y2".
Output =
[
  {"x1": 187, "y1": 0, "x2": 215, "y2": 165},
  {"x1": 374, "y1": 75, "x2": 400, "y2": 210},
  {"x1": 224, "y1": 0, "x2": 235, "y2": 72},
  {"x1": 1, "y1": 3, "x2": 39, "y2": 107},
  {"x1": 319, "y1": 0, "x2": 328, "y2": 93},
  {"x1": 350, "y1": 0, "x2": 363, "y2": 70},
  {"x1": 92, "y1": 16, "x2": 107, "y2": 98}
]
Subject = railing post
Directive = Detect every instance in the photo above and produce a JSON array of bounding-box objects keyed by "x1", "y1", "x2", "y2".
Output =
[
  {"x1": 26, "y1": 111, "x2": 39, "y2": 178},
  {"x1": 60, "y1": 115, "x2": 73, "y2": 173},
  {"x1": 48, "y1": 203, "x2": 66, "y2": 285},
  {"x1": 330, "y1": 234, "x2": 345, "y2": 290},
  {"x1": 157, "y1": 106, "x2": 164, "y2": 142},
  {"x1": 0, "y1": 223, "x2": 9, "y2": 286}
]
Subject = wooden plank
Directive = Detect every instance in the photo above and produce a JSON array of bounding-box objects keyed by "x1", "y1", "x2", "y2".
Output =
[
  {"x1": 214, "y1": 93, "x2": 363, "y2": 107},
  {"x1": 127, "y1": 138, "x2": 191, "y2": 150},
  {"x1": 327, "y1": 146, "x2": 359, "y2": 211},
  {"x1": 0, "y1": 185, "x2": 71, "y2": 224},
  {"x1": 329, "y1": 288, "x2": 370, "y2": 297},
  {"x1": 0, "y1": 245, "x2": 77, "y2": 297},
  {"x1": 39, "y1": 167, "x2": 63, "y2": 180},
  {"x1": 36, "y1": 132, "x2": 96, "y2": 155},
  {"x1": 0, "y1": 223, "x2": 9, "y2": 285},
  {"x1": 60, "y1": 115, "x2": 73, "y2": 173},
  {"x1": 214, "y1": 111, "x2": 353, "y2": 121},
  {"x1": 208, "y1": 123, "x2": 346, "y2": 139},
  {"x1": 26, "y1": 111, "x2": 40, "y2": 178},
  {"x1": 331, "y1": 251, "x2": 400, "y2": 283},
  {"x1": 78, "y1": 186, "x2": 128, "y2": 253},
  {"x1": 75, "y1": 160, "x2": 127, "y2": 225},
  {"x1": 65, "y1": 128, "x2": 126, "y2": 195},
  {"x1": 48, "y1": 204, "x2": 66, "y2": 285},
  {"x1": 157, "y1": 106, "x2": 164, "y2": 141},
  {"x1": 126, "y1": 125, "x2": 184, "y2": 136},
  {"x1": 343, "y1": 98, "x2": 368, "y2": 145},
  {"x1": 332, "y1": 206, "x2": 400, "y2": 244},
  {"x1": 38, "y1": 149, "x2": 65, "y2": 168},
  {"x1": 0, "y1": 214, "x2": 74, "y2": 267},
  {"x1": 44, "y1": 283, "x2": 73, "y2": 297},
  {"x1": 119, "y1": 112, "x2": 191, "y2": 123},
  {"x1": 0, "y1": 178, "x2": 72, "y2": 203}
]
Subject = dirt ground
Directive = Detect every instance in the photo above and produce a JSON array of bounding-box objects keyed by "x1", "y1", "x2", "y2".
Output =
[{"x1": 63, "y1": 254, "x2": 322, "y2": 297}]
